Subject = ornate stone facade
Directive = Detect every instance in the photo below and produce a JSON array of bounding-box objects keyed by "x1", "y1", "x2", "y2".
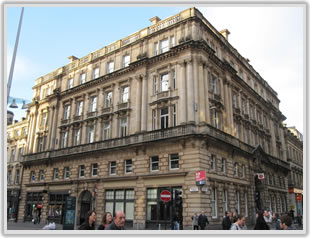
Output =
[{"x1": 17, "y1": 7, "x2": 293, "y2": 229}]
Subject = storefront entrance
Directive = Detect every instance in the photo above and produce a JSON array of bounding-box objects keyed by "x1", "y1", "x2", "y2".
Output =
[
  {"x1": 79, "y1": 191, "x2": 92, "y2": 225},
  {"x1": 145, "y1": 186, "x2": 182, "y2": 230}
]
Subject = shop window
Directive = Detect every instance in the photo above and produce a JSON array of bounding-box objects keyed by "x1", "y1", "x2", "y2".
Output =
[
  {"x1": 48, "y1": 193, "x2": 68, "y2": 222},
  {"x1": 105, "y1": 189, "x2": 134, "y2": 220},
  {"x1": 169, "y1": 154, "x2": 179, "y2": 170}
]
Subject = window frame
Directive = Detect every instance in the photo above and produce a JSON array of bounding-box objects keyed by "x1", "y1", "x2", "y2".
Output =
[
  {"x1": 79, "y1": 72, "x2": 86, "y2": 84},
  {"x1": 64, "y1": 167, "x2": 70, "y2": 179},
  {"x1": 120, "y1": 86, "x2": 129, "y2": 103},
  {"x1": 160, "y1": 107, "x2": 169, "y2": 129},
  {"x1": 150, "y1": 156, "x2": 159, "y2": 172},
  {"x1": 107, "y1": 61, "x2": 114, "y2": 74},
  {"x1": 67, "y1": 78, "x2": 74, "y2": 89},
  {"x1": 160, "y1": 73, "x2": 169, "y2": 92},
  {"x1": 211, "y1": 187, "x2": 217, "y2": 218},
  {"x1": 160, "y1": 38, "x2": 169, "y2": 53},
  {"x1": 123, "y1": 55, "x2": 130, "y2": 68},
  {"x1": 79, "y1": 165, "x2": 85, "y2": 178},
  {"x1": 120, "y1": 117, "x2": 128, "y2": 137},
  {"x1": 125, "y1": 159, "x2": 133, "y2": 174},
  {"x1": 93, "y1": 67, "x2": 100, "y2": 79},
  {"x1": 169, "y1": 154, "x2": 179, "y2": 170},
  {"x1": 110, "y1": 161, "x2": 117, "y2": 175},
  {"x1": 210, "y1": 154, "x2": 216, "y2": 171},
  {"x1": 53, "y1": 168, "x2": 59, "y2": 180},
  {"x1": 92, "y1": 163, "x2": 98, "y2": 176}
]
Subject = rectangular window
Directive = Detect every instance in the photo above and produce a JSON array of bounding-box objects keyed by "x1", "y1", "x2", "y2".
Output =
[
  {"x1": 232, "y1": 93, "x2": 238, "y2": 108},
  {"x1": 242, "y1": 165, "x2": 246, "y2": 178},
  {"x1": 172, "y1": 105, "x2": 176, "y2": 127},
  {"x1": 79, "y1": 165, "x2": 85, "y2": 177},
  {"x1": 214, "y1": 111, "x2": 220, "y2": 129},
  {"x1": 249, "y1": 104, "x2": 254, "y2": 119},
  {"x1": 93, "y1": 67, "x2": 99, "y2": 79},
  {"x1": 160, "y1": 73, "x2": 169, "y2": 92},
  {"x1": 76, "y1": 101, "x2": 83, "y2": 116},
  {"x1": 41, "y1": 112, "x2": 47, "y2": 126},
  {"x1": 210, "y1": 154, "x2": 216, "y2": 171},
  {"x1": 221, "y1": 158, "x2": 226, "y2": 174},
  {"x1": 104, "y1": 91, "x2": 112, "y2": 108},
  {"x1": 169, "y1": 154, "x2": 179, "y2": 170},
  {"x1": 125, "y1": 159, "x2": 133, "y2": 174},
  {"x1": 53, "y1": 168, "x2": 59, "y2": 180},
  {"x1": 211, "y1": 188, "x2": 217, "y2": 218},
  {"x1": 88, "y1": 125, "x2": 95, "y2": 143},
  {"x1": 39, "y1": 170, "x2": 44, "y2": 181},
  {"x1": 64, "y1": 105, "x2": 70, "y2": 120},
  {"x1": 170, "y1": 36, "x2": 175, "y2": 47},
  {"x1": 123, "y1": 55, "x2": 130, "y2": 68},
  {"x1": 103, "y1": 122, "x2": 110, "y2": 140},
  {"x1": 223, "y1": 189, "x2": 228, "y2": 216},
  {"x1": 80, "y1": 73, "x2": 86, "y2": 84},
  {"x1": 92, "y1": 163, "x2": 98, "y2": 176},
  {"x1": 7, "y1": 171, "x2": 12, "y2": 185},
  {"x1": 67, "y1": 78, "x2": 73, "y2": 89},
  {"x1": 107, "y1": 61, "x2": 114, "y2": 73},
  {"x1": 120, "y1": 118, "x2": 128, "y2": 137},
  {"x1": 234, "y1": 163, "x2": 238, "y2": 176},
  {"x1": 121, "y1": 86, "x2": 129, "y2": 103},
  {"x1": 241, "y1": 98, "x2": 247, "y2": 114},
  {"x1": 235, "y1": 191, "x2": 240, "y2": 214},
  {"x1": 154, "y1": 42, "x2": 159, "y2": 56},
  {"x1": 110, "y1": 161, "x2": 116, "y2": 175},
  {"x1": 153, "y1": 76, "x2": 157, "y2": 94},
  {"x1": 160, "y1": 38, "x2": 169, "y2": 53},
  {"x1": 245, "y1": 192, "x2": 248, "y2": 217},
  {"x1": 10, "y1": 148, "x2": 15, "y2": 162},
  {"x1": 89, "y1": 96, "x2": 97, "y2": 112},
  {"x1": 30, "y1": 171, "x2": 35, "y2": 182},
  {"x1": 210, "y1": 75, "x2": 217, "y2": 94},
  {"x1": 61, "y1": 131, "x2": 68, "y2": 148},
  {"x1": 171, "y1": 70, "x2": 176, "y2": 90},
  {"x1": 64, "y1": 167, "x2": 70, "y2": 179},
  {"x1": 15, "y1": 169, "x2": 20, "y2": 184},
  {"x1": 150, "y1": 156, "x2": 159, "y2": 172},
  {"x1": 152, "y1": 109, "x2": 157, "y2": 130},
  {"x1": 73, "y1": 128, "x2": 80, "y2": 146},
  {"x1": 160, "y1": 107, "x2": 169, "y2": 129}
]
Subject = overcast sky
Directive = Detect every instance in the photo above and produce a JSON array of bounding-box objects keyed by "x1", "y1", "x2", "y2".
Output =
[{"x1": 6, "y1": 4, "x2": 304, "y2": 133}]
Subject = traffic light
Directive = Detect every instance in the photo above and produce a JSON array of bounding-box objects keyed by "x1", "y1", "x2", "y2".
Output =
[{"x1": 255, "y1": 191, "x2": 260, "y2": 201}]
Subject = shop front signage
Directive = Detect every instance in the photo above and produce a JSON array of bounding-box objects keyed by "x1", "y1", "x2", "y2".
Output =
[
  {"x1": 296, "y1": 194, "x2": 302, "y2": 201},
  {"x1": 196, "y1": 170, "x2": 206, "y2": 186}
]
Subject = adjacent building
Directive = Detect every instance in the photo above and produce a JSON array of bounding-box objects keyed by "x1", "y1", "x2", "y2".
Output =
[
  {"x1": 7, "y1": 117, "x2": 28, "y2": 222},
  {"x1": 285, "y1": 127, "x2": 303, "y2": 217},
  {"x1": 18, "y1": 7, "x2": 293, "y2": 229}
]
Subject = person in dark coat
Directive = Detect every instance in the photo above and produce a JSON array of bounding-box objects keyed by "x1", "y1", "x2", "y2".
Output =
[
  {"x1": 280, "y1": 215, "x2": 296, "y2": 230},
  {"x1": 78, "y1": 210, "x2": 96, "y2": 230},
  {"x1": 198, "y1": 210, "x2": 209, "y2": 230},
  {"x1": 222, "y1": 211, "x2": 232, "y2": 230},
  {"x1": 105, "y1": 210, "x2": 126, "y2": 230},
  {"x1": 98, "y1": 212, "x2": 112, "y2": 230},
  {"x1": 254, "y1": 210, "x2": 270, "y2": 230}
]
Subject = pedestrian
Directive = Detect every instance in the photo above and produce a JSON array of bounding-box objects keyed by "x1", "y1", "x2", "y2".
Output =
[
  {"x1": 230, "y1": 214, "x2": 247, "y2": 230},
  {"x1": 198, "y1": 210, "x2": 209, "y2": 230},
  {"x1": 105, "y1": 210, "x2": 126, "y2": 230},
  {"x1": 296, "y1": 213, "x2": 302, "y2": 227},
  {"x1": 263, "y1": 210, "x2": 272, "y2": 229},
  {"x1": 98, "y1": 212, "x2": 113, "y2": 230},
  {"x1": 254, "y1": 210, "x2": 270, "y2": 230},
  {"x1": 232, "y1": 211, "x2": 238, "y2": 223},
  {"x1": 32, "y1": 208, "x2": 38, "y2": 224},
  {"x1": 222, "y1": 211, "x2": 232, "y2": 230},
  {"x1": 191, "y1": 213, "x2": 199, "y2": 230},
  {"x1": 78, "y1": 210, "x2": 96, "y2": 230},
  {"x1": 273, "y1": 213, "x2": 281, "y2": 230},
  {"x1": 172, "y1": 211, "x2": 181, "y2": 230},
  {"x1": 280, "y1": 215, "x2": 296, "y2": 230}
]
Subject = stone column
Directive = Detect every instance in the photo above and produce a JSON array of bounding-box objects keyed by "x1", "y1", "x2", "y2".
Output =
[
  {"x1": 186, "y1": 59, "x2": 195, "y2": 123},
  {"x1": 97, "y1": 88, "x2": 103, "y2": 114},
  {"x1": 135, "y1": 76, "x2": 142, "y2": 133},
  {"x1": 198, "y1": 59, "x2": 206, "y2": 123},
  {"x1": 193, "y1": 57, "x2": 199, "y2": 125},
  {"x1": 82, "y1": 121, "x2": 88, "y2": 144},
  {"x1": 46, "y1": 106, "x2": 54, "y2": 149},
  {"x1": 30, "y1": 109, "x2": 39, "y2": 153},
  {"x1": 178, "y1": 61, "x2": 187, "y2": 124},
  {"x1": 141, "y1": 74, "x2": 148, "y2": 132},
  {"x1": 204, "y1": 66, "x2": 211, "y2": 124},
  {"x1": 223, "y1": 78, "x2": 231, "y2": 134}
]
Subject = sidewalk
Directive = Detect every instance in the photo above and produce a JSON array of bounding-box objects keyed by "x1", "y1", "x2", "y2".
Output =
[{"x1": 7, "y1": 221, "x2": 63, "y2": 230}]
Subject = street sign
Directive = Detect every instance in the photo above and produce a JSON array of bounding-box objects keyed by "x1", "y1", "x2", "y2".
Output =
[
  {"x1": 257, "y1": 173, "x2": 264, "y2": 180},
  {"x1": 296, "y1": 194, "x2": 302, "y2": 201},
  {"x1": 160, "y1": 190, "x2": 171, "y2": 202},
  {"x1": 196, "y1": 170, "x2": 206, "y2": 186}
]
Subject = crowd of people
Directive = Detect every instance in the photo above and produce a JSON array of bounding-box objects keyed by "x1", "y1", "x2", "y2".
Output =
[{"x1": 78, "y1": 210, "x2": 126, "y2": 230}]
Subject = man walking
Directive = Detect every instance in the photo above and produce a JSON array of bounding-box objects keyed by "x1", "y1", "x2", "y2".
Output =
[
  {"x1": 263, "y1": 210, "x2": 272, "y2": 229},
  {"x1": 105, "y1": 210, "x2": 126, "y2": 230},
  {"x1": 222, "y1": 211, "x2": 232, "y2": 230},
  {"x1": 198, "y1": 210, "x2": 209, "y2": 230}
]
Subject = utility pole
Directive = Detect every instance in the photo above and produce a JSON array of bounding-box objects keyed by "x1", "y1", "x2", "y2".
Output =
[{"x1": 7, "y1": 7, "x2": 24, "y2": 102}]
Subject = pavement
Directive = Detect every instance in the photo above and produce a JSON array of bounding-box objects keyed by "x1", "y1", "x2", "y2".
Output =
[{"x1": 6, "y1": 221, "x2": 303, "y2": 231}]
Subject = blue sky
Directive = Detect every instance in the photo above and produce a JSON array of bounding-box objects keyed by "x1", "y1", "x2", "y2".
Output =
[{"x1": 6, "y1": 5, "x2": 304, "y2": 133}]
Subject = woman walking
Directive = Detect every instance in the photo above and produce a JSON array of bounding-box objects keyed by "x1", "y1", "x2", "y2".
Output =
[
  {"x1": 98, "y1": 212, "x2": 113, "y2": 230},
  {"x1": 254, "y1": 210, "x2": 270, "y2": 230}
]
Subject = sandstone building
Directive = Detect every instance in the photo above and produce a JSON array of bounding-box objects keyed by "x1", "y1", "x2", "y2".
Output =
[{"x1": 19, "y1": 7, "x2": 292, "y2": 229}]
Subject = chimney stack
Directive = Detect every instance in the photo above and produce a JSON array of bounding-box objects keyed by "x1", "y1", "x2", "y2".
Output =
[
  {"x1": 68, "y1": 55, "x2": 79, "y2": 63},
  {"x1": 220, "y1": 29, "x2": 230, "y2": 41},
  {"x1": 149, "y1": 16, "x2": 161, "y2": 25}
]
